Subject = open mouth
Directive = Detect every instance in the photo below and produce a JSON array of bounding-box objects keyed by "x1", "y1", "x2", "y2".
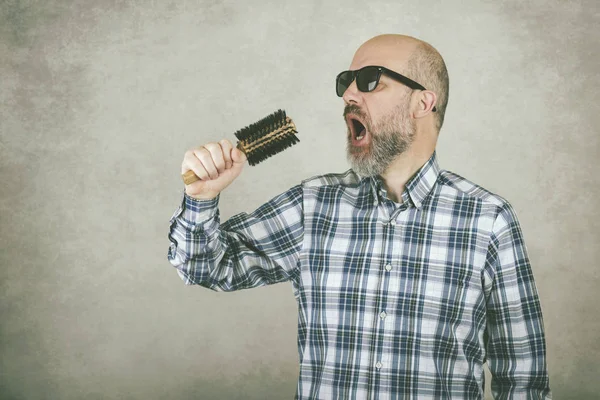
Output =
[{"x1": 347, "y1": 115, "x2": 369, "y2": 144}]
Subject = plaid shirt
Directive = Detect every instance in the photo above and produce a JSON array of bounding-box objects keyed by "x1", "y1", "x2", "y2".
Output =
[{"x1": 168, "y1": 151, "x2": 551, "y2": 399}]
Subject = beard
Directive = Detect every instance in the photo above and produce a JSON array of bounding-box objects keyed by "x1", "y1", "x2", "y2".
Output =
[{"x1": 345, "y1": 102, "x2": 415, "y2": 178}]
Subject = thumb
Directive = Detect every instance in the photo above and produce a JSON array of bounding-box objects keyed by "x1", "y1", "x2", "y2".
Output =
[{"x1": 231, "y1": 147, "x2": 247, "y2": 164}]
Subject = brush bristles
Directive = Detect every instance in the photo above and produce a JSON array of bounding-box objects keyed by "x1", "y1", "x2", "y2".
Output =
[{"x1": 234, "y1": 109, "x2": 299, "y2": 166}]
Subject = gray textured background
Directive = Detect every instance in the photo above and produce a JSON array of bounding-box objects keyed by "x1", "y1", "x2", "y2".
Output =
[{"x1": 1, "y1": 1, "x2": 598, "y2": 399}]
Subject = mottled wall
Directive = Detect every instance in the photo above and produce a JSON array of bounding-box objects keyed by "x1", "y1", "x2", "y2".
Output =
[{"x1": 1, "y1": 0, "x2": 598, "y2": 399}]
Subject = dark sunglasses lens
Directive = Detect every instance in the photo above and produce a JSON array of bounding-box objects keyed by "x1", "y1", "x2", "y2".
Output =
[
  {"x1": 356, "y1": 67, "x2": 380, "y2": 92},
  {"x1": 336, "y1": 71, "x2": 354, "y2": 97}
]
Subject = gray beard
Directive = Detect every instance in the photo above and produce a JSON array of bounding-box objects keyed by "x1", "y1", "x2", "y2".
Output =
[{"x1": 346, "y1": 105, "x2": 415, "y2": 177}]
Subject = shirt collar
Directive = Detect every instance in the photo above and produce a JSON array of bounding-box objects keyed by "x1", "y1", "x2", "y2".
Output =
[{"x1": 360, "y1": 151, "x2": 441, "y2": 209}]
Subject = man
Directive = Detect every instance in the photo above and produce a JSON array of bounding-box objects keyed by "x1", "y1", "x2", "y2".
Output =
[{"x1": 168, "y1": 34, "x2": 552, "y2": 399}]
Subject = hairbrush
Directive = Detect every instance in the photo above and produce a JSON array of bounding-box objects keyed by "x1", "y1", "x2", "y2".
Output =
[{"x1": 181, "y1": 109, "x2": 299, "y2": 185}]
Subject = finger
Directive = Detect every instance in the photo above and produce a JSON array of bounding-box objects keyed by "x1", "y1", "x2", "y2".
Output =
[
  {"x1": 182, "y1": 149, "x2": 201, "y2": 175},
  {"x1": 204, "y1": 142, "x2": 226, "y2": 173},
  {"x1": 182, "y1": 152, "x2": 210, "y2": 182},
  {"x1": 193, "y1": 147, "x2": 219, "y2": 179},
  {"x1": 219, "y1": 139, "x2": 234, "y2": 169},
  {"x1": 231, "y1": 147, "x2": 247, "y2": 164},
  {"x1": 193, "y1": 147, "x2": 218, "y2": 179}
]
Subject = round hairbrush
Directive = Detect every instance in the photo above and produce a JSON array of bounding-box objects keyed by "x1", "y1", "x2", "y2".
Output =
[{"x1": 181, "y1": 109, "x2": 299, "y2": 185}]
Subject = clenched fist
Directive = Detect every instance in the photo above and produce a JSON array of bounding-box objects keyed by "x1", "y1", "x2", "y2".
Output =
[{"x1": 181, "y1": 139, "x2": 247, "y2": 200}]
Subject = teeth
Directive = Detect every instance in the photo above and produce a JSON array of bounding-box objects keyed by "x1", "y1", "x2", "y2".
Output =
[{"x1": 356, "y1": 135, "x2": 364, "y2": 140}]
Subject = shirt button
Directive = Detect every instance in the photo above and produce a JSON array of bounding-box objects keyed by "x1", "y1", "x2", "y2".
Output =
[
  {"x1": 376, "y1": 361, "x2": 383, "y2": 369},
  {"x1": 385, "y1": 264, "x2": 392, "y2": 272},
  {"x1": 380, "y1": 311, "x2": 387, "y2": 319}
]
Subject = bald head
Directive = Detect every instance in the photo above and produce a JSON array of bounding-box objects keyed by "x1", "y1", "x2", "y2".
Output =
[
  {"x1": 352, "y1": 34, "x2": 449, "y2": 132},
  {"x1": 353, "y1": 35, "x2": 421, "y2": 69}
]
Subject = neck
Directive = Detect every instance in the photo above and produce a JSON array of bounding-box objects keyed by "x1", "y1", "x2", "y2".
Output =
[{"x1": 380, "y1": 138, "x2": 435, "y2": 203}]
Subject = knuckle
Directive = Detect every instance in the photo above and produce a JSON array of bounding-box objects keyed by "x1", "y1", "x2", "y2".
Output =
[
  {"x1": 194, "y1": 148, "x2": 209, "y2": 159},
  {"x1": 205, "y1": 142, "x2": 219, "y2": 151},
  {"x1": 205, "y1": 143, "x2": 222, "y2": 157}
]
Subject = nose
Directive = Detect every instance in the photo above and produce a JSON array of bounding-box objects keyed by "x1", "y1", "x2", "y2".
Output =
[{"x1": 342, "y1": 79, "x2": 362, "y2": 105}]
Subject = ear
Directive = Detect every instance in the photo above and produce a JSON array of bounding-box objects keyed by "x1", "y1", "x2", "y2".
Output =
[{"x1": 414, "y1": 90, "x2": 437, "y2": 118}]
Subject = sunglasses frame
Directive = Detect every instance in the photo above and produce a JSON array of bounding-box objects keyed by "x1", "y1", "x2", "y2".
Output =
[{"x1": 336, "y1": 65, "x2": 437, "y2": 112}]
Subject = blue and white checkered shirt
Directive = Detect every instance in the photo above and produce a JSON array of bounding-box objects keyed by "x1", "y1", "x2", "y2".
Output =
[{"x1": 168, "y1": 151, "x2": 551, "y2": 399}]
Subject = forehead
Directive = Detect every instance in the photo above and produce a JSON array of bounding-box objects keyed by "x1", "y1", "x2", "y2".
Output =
[{"x1": 349, "y1": 40, "x2": 414, "y2": 72}]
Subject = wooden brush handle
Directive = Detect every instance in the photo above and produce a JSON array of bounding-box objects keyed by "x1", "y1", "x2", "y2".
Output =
[
  {"x1": 181, "y1": 143, "x2": 245, "y2": 185},
  {"x1": 182, "y1": 170, "x2": 200, "y2": 185}
]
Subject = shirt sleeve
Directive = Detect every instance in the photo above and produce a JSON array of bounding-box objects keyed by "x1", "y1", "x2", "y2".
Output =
[
  {"x1": 483, "y1": 203, "x2": 552, "y2": 399},
  {"x1": 167, "y1": 185, "x2": 304, "y2": 291}
]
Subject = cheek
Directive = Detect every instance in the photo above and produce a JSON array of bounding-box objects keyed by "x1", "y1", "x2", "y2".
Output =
[
  {"x1": 364, "y1": 101, "x2": 386, "y2": 127},
  {"x1": 368, "y1": 105, "x2": 395, "y2": 129},
  {"x1": 368, "y1": 93, "x2": 399, "y2": 116}
]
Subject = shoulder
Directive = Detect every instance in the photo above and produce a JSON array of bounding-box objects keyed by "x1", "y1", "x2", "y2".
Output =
[
  {"x1": 437, "y1": 169, "x2": 510, "y2": 209},
  {"x1": 436, "y1": 169, "x2": 524, "y2": 238}
]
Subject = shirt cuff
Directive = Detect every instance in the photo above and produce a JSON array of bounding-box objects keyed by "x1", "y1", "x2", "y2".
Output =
[{"x1": 180, "y1": 193, "x2": 220, "y2": 225}]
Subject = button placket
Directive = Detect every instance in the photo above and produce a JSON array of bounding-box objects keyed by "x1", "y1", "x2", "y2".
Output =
[{"x1": 375, "y1": 203, "x2": 394, "y2": 375}]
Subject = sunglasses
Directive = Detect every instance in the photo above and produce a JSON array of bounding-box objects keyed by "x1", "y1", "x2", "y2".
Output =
[{"x1": 336, "y1": 65, "x2": 437, "y2": 112}]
